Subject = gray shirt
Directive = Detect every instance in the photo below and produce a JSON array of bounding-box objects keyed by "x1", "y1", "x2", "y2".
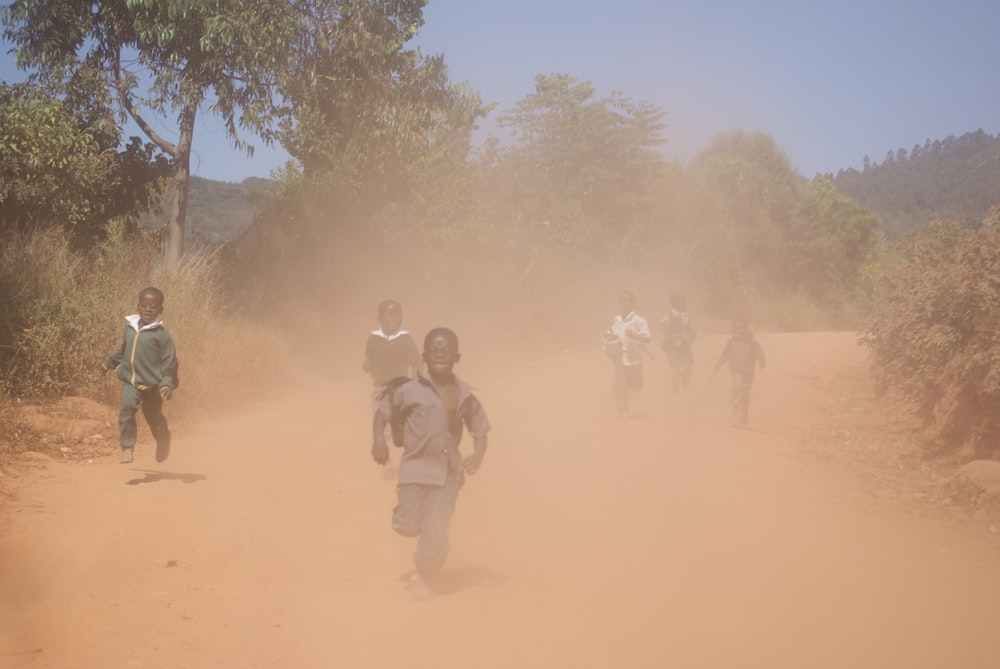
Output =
[{"x1": 377, "y1": 372, "x2": 491, "y2": 486}]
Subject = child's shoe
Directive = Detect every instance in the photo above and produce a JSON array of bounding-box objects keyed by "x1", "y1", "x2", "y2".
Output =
[
  {"x1": 120, "y1": 448, "x2": 134, "y2": 464},
  {"x1": 155, "y1": 433, "x2": 171, "y2": 463}
]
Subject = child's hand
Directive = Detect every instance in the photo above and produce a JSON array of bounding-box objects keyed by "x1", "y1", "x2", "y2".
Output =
[
  {"x1": 462, "y1": 452, "x2": 484, "y2": 475},
  {"x1": 371, "y1": 440, "x2": 389, "y2": 466},
  {"x1": 159, "y1": 386, "x2": 173, "y2": 401}
]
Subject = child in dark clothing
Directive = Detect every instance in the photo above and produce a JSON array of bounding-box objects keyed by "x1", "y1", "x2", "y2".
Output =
[
  {"x1": 364, "y1": 300, "x2": 423, "y2": 469},
  {"x1": 104, "y1": 287, "x2": 178, "y2": 464},
  {"x1": 714, "y1": 319, "x2": 766, "y2": 426},
  {"x1": 371, "y1": 327, "x2": 490, "y2": 600},
  {"x1": 363, "y1": 299, "x2": 423, "y2": 407}
]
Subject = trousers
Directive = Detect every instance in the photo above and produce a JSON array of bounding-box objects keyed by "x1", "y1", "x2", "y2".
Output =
[
  {"x1": 392, "y1": 471, "x2": 462, "y2": 578},
  {"x1": 118, "y1": 384, "x2": 170, "y2": 448}
]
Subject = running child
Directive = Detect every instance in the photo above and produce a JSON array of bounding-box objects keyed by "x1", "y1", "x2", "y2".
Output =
[
  {"x1": 714, "y1": 318, "x2": 766, "y2": 426},
  {"x1": 603, "y1": 291, "x2": 651, "y2": 416},
  {"x1": 104, "y1": 287, "x2": 178, "y2": 463},
  {"x1": 371, "y1": 327, "x2": 490, "y2": 599}
]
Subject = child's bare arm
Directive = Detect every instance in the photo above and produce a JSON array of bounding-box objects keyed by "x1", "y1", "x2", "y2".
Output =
[{"x1": 463, "y1": 435, "x2": 488, "y2": 475}]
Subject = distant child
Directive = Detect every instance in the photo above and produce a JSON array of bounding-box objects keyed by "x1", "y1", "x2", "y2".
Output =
[
  {"x1": 603, "y1": 291, "x2": 651, "y2": 416},
  {"x1": 714, "y1": 318, "x2": 766, "y2": 426},
  {"x1": 659, "y1": 292, "x2": 695, "y2": 394},
  {"x1": 363, "y1": 300, "x2": 422, "y2": 468},
  {"x1": 371, "y1": 327, "x2": 490, "y2": 600},
  {"x1": 363, "y1": 299, "x2": 423, "y2": 409},
  {"x1": 104, "y1": 287, "x2": 178, "y2": 464}
]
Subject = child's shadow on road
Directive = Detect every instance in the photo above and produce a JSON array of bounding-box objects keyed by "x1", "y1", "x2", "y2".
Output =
[{"x1": 124, "y1": 470, "x2": 207, "y2": 486}]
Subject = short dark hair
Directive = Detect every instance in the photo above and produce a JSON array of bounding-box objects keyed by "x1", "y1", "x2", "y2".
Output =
[
  {"x1": 377, "y1": 299, "x2": 401, "y2": 318},
  {"x1": 424, "y1": 327, "x2": 459, "y2": 351},
  {"x1": 139, "y1": 287, "x2": 164, "y2": 305}
]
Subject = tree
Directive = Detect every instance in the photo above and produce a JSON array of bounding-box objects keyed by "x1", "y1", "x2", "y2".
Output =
[
  {"x1": 0, "y1": 81, "x2": 167, "y2": 242},
  {"x1": 792, "y1": 175, "x2": 879, "y2": 301},
  {"x1": 2, "y1": 0, "x2": 430, "y2": 269},
  {"x1": 493, "y1": 73, "x2": 667, "y2": 247},
  {"x1": 687, "y1": 131, "x2": 802, "y2": 290},
  {"x1": 276, "y1": 6, "x2": 488, "y2": 241}
]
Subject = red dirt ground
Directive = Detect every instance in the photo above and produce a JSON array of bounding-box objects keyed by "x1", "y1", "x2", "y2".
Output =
[{"x1": 2, "y1": 331, "x2": 999, "y2": 668}]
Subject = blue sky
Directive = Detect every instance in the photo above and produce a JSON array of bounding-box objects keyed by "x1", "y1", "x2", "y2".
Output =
[{"x1": 3, "y1": 0, "x2": 998, "y2": 182}]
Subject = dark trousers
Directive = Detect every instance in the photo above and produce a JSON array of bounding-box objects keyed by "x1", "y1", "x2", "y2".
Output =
[
  {"x1": 666, "y1": 345, "x2": 693, "y2": 393},
  {"x1": 614, "y1": 363, "x2": 644, "y2": 415},
  {"x1": 118, "y1": 384, "x2": 170, "y2": 448},
  {"x1": 392, "y1": 472, "x2": 461, "y2": 578}
]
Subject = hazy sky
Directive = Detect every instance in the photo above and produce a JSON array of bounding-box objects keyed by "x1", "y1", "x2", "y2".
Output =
[{"x1": 3, "y1": 0, "x2": 998, "y2": 182}]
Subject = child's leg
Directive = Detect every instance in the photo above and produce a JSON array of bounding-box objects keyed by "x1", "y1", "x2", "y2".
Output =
[
  {"x1": 118, "y1": 384, "x2": 142, "y2": 448},
  {"x1": 729, "y1": 372, "x2": 742, "y2": 420},
  {"x1": 740, "y1": 374, "x2": 755, "y2": 425},
  {"x1": 613, "y1": 363, "x2": 630, "y2": 415},
  {"x1": 139, "y1": 388, "x2": 170, "y2": 444},
  {"x1": 392, "y1": 484, "x2": 426, "y2": 538},
  {"x1": 392, "y1": 477, "x2": 460, "y2": 578},
  {"x1": 414, "y1": 475, "x2": 460, "y2": 577}
]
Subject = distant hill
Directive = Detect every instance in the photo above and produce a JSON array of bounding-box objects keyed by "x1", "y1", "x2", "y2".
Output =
[
  {"x1": 147, "y1": 176, "x2": 269, "y2": 249},
  {"x1": 186, "y1": 176, "x2": 269, "y2": 247},
  {"x1": 829, "y1": 129, "x2": 1000, "y2": 238}
]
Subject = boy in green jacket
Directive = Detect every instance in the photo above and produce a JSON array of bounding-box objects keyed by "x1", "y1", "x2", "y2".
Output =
[{"x1": 104, "y1": 287, "x2": 178, "y2": 464}]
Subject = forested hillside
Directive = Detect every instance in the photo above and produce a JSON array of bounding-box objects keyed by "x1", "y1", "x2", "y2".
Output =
[
  {"x1": 154, "y1": 176, "x2": 269, "y2": 249},
  {"x1": 830, "y1": 129, "x2": 1000, "y2": 238}
]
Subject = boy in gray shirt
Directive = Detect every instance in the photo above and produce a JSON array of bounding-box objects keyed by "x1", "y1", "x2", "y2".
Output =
[{"x1": 372, "y1": 327, "x2": 490, "y2": 599}]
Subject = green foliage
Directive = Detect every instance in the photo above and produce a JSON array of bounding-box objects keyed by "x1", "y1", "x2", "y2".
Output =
[
  {"x1": 4, "y1": 0, "x2": 404, "y2": 265},
  {"x1": 0, "y1": 226, "x2": 291, "y2": 407},
  {"x1": 832, "y1": 129, "x2": 1000, "y2": 238},
  {"x1": 0, "y1": 81, "x2": 170, "y2": 244},
  {"x1": 794, "y1": 176, "x2": 880, "y2": 302},
  {"x1": 0, "y1": 227, "x2": 153, "y2": 398},
  {"x1": 492, "y1": 73, "x2": 667, "y2": 247},
  {"x1": 682, "y1": 131, "x2": 878, "y2": 319},
  {"x1": 860, "y1": 220, "x2": 1000, "y2": 457}
]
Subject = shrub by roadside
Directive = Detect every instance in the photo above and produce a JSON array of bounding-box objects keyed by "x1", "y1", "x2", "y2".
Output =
[
  {"x1": 861, "y1": 215, "x2": 1000, "y2": 459},
  {"x1": 0, "y1": 227, "x2": 293, "y2": 469}
]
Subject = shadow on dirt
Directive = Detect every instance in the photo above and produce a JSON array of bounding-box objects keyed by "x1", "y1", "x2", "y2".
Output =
[
  {"x1": 427, "y1": 565, "x2": 507, "y2": 596},
  {"x1": 124, "y1": 470, "x2": 207, "y2": 486}
]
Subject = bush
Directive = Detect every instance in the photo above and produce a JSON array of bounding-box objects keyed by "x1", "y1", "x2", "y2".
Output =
[
  {"x1": 860, "y1": 219, "x2": 1000, "y2": 458},
  {"x1": 0, "y1": 227, "x2": 292, "y2": 411}
]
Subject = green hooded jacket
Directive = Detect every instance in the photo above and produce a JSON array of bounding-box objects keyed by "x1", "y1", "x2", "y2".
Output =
[{"x1": 105, "y1": 315, "x2": 178, "y2": 391}]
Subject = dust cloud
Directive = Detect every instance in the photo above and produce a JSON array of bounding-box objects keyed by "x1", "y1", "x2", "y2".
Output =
[{"x1": 3, "y1": 237, "x2": 1000, "y2": 668}]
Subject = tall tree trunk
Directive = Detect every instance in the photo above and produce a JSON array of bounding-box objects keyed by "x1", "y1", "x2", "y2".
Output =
[{"x1": 165, "y1": 100, "x2": 197, "y2": 271}]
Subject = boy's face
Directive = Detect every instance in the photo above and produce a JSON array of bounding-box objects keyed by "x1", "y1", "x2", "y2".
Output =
[
  {"x1": 137, "y1": 292, "x2": 164, "y2": 326},
  {"x1": 379, "y1": 303, "x2": 403, "y2": 336},
  {"x1": 423, "y1": 333, "x2": 460, "y2": 378},
  {"x1": 733, "y1": 321, "x2": 748, "y2": 337}
]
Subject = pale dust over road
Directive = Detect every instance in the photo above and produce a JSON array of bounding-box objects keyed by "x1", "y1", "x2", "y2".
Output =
[{"x1": 2, "y1": 331, "x2": 1000, "y2": 668}]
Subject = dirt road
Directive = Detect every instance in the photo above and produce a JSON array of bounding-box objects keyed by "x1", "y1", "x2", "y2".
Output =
[{"x1": 2, "y1": 331, "x2": 999, "y2": 668}]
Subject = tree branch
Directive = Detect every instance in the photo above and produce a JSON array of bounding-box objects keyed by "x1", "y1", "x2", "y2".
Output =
[{"x1": 112, "y1": 62, "x2": 176, "y2": 156}]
